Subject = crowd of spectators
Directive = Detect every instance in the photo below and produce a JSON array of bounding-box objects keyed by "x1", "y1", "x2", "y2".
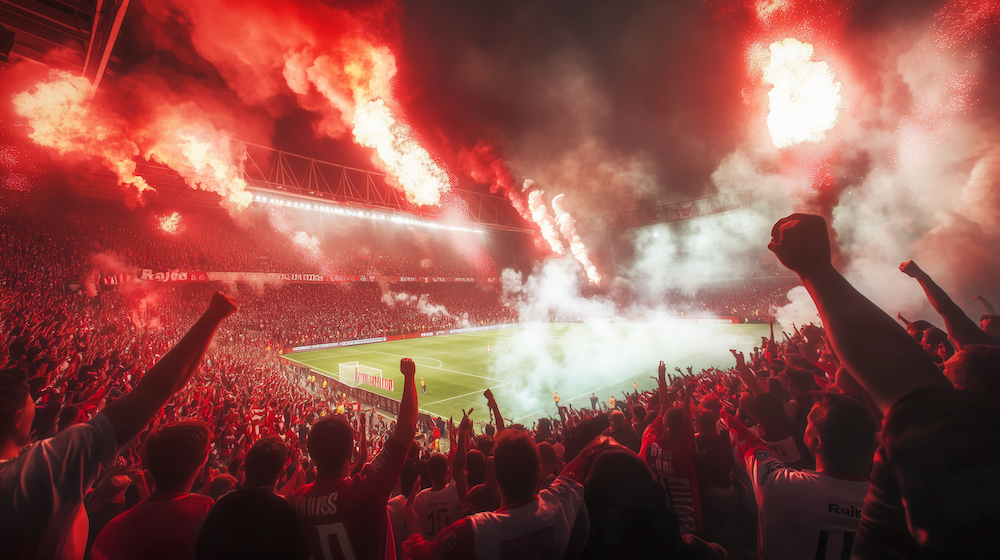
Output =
[
  {"x1": 606, "y1": 279, "x2": 799, "y2": 322},
  {"x1": 0, "y1": 195, "x2": 485, "y2": 279},
  {"x1": 3, "y1": 209, "x2": 1000, "y2": 560}
]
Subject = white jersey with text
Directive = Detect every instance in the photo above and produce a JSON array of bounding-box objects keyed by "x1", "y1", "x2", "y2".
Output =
[
  {"x1": 403, "y1": 460, "x2": 586, "y2": 560},
  {"x1": 720, "y1": 412, "x2": 868, "y2": 560},
  {"x1": 412, "y1": 480, "x2": 464, "y2": 539}
]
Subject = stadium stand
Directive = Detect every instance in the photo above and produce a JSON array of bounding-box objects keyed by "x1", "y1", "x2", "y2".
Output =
[{"x1": 2, "y1": 204, "x2": 999, "y2": 560}]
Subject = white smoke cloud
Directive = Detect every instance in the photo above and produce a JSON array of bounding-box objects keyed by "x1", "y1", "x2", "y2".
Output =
[
  {"x1": 489, "y1": 258, "x2": 768, "y2": 420},
  {"x1": 628, "y1": 205, "x2": 789, "y2": 297},
  {"x1": 772, "y1": 286, "x2": 820, "y2": 328},
  {"x1": 394, "y1": 292, "x2": 454, "y2": 319}
]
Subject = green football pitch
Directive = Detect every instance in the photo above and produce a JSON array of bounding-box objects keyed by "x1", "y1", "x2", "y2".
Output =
[{"x1": 284, "y1": 322, "x2": 776, "y2": 425}]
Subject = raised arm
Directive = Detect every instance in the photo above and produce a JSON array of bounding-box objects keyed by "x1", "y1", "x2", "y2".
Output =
[
  {"x1": 454, "y1": 412, "x2": 471, "y2": 500},
  {"x1": 392, "y1": 358, "x2": 418, "y2": 448},
  {"x1": 657, "y1": 362, "x2": 670, "y2": 417},
  {"x1": 769, "y1": 215, "x2": 950, "y2": 414},
  {"x1": 484, "y1": 389, "x2": 504, "y2": 433},
  {"x1": 975, "y1": 294, "x2": 996, "y2": 315},
  {"x1": 351, "y1": 413, "x2": 369, "y2": 474},
  {"x1": 101, "y1": 293, "x2": 237, "y2": 446},
  {"x1": 900, "y1": 261, "x2": 999, "y2": 349},
  {"x1": 681, "y1": 381, "x2": 695, "y2": 443},
  {"x1": 730, "y1": 350, "x2": 766, "y2": 397}
]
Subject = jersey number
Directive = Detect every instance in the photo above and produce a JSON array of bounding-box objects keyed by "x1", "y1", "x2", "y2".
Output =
[
  {"x1": 317, "y1": 522, "x2": 357, "y2": 560},
  {"x1": 426, "y1": 508, "x2": 451, "y2": 536},
  {"x1": 815, "y1": 530, "x2": 855, "y2": 560}
]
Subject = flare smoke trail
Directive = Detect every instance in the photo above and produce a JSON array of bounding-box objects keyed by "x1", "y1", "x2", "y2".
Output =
[
  {"x1": 550, "y1": 194, "x2": 600, "y2": 285},
  {"x1": 147, "y1": 0, "x2": 453, "y2": 206},
  {"x1": 525, "y1": 185, "x2": 566, "y2": 255},
  {"x1": 458, "y1": 141, "x2": 532, "y2": 221}
]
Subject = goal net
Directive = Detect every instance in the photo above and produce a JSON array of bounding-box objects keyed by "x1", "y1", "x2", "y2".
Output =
[{"x1": 338, "y1": 361, "x2": 393, "y2": 391}]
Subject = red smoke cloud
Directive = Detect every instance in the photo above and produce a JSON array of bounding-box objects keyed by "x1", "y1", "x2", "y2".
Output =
[
  {"x1": 9, "y1": 63, "x2": 271, "y2": 211},
  {"x1": 145, "y1": 0, "x2": 452, "y2": 206},
  {"x1": 457, "y1": 141, "x2": 531, "y2": 222}
]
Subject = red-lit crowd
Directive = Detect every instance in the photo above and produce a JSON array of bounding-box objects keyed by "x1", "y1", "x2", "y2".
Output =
[
  {"x1": 3, "y1": 211, "x2": 1000, "y2": 560},
  {"x1": 2, "y1": 196, "x2": 484, "y2": 280}
]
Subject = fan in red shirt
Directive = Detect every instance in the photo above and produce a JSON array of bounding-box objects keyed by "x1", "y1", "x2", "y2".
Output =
[
  {"x1": 641, "y1": 366, "x2": 702, "y2": 535},
  {"x1": 292, "y1": 358, "x2": 418, "y2": 560},
  {"x1": 93, "y1": 421, "x2": 216, "y2": 560}
]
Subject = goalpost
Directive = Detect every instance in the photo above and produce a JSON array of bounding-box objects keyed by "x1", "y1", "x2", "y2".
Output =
[{"x1": 338, "y1": 361, "x2": 393, "y2": 391}]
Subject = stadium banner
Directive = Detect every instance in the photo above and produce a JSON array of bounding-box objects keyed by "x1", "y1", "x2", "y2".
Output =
[
  {"x1": 354, "y1": 369, "x2": 394, "y2": 391},
  {"x1": 290, "y1": 336, "x2": 387, "y2": 352},
  {"x1": 417, "y1": 322, "x2": 519, "y2": 338},
  {"x1": 304, "y1": 367, "x2": 401, "y2": 416},
  {"x1": 447, "y1": 323, "x2": 518, "y2": 334},
  {"x1": 634, "y1": 316, "x2": 738, "y2": 324},
  {"x1": 101, "y1": 269, "x2": 210, "y2": 286},
  {"x1": 203, "y1": 272, "x2": 496, "y2": 284},
  {"x1": 287, "y1": 323, "x2": 518, "y2": 353},
  {"x1": 397, "y1": 276, "x2": 476, "y2": 283}
]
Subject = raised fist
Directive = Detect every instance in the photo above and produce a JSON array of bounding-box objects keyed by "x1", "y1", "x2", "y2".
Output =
[
  {"x1": 730, "y1": 349, "x2": 746, "y2": 370},
  {"x1": 767, "y1": 214, "x2": 832, "y2": 275},
  {"x1": 899, "y1": 260, "x2": 924, "y2": 278},
  {"x1": 483, "y1": 388, "x2": 495, "y2": 403},
  {"x1": 399, "y1": 358, "x2": 416, "y2": 377},
  {"x1": 207, "y1": 293, "x2": 238, "y2": 319}
]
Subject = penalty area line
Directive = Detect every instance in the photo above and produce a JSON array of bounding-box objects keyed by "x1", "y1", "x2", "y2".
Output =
[
  {"x1": 371, "y1": 351, "x2": 507, "y2": 382},
  {"x1": 421, "y1": 383, "x2": 510, "y2": 407}
]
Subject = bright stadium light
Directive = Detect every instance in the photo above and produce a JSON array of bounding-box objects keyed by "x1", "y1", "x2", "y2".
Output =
[{"x1": 249, "y1": 190, "x2": 486, "y2": 234}]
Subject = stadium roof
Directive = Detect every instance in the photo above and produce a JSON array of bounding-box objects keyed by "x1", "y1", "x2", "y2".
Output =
[{"x1": 67, "y1": 140, "x2": 534, "y2": 233}]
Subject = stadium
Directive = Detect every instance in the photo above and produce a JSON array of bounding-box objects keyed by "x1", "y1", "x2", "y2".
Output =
[{"x1": 2, "y1": 1, "x2": 999, "y2": 560}]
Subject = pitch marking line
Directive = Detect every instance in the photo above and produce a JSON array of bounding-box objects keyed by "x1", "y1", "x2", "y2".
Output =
[
  {"x1": 292, "y1": 361, "x2": 503, "y2": 419},
  {"x1": 409, "y1": 357, "x2": 444, "y2": 368},
  {"x1": 292, "y1": 349, "x2": 381, "y2": 362},
  {"x1": 421, "y1": 384, "x2": 511, "y2": 407},
  {"x1": 370, "y1": 351, "x2": 507, "y2": 382}
]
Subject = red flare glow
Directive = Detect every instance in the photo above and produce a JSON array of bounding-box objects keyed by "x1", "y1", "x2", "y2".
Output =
[
  {"x1": 458, "y1": 142, "x2": 532, "y2": 222},
  {"x1": 11, "y1": 71, "x2": 151, "y2": 194},
  {"x1": 762, "y1": 38, "x2": 842, "y2": 150},
  {"x1": 712, "y1": 0, "x2": 849, "y2": 209},
  {"x1": 11, "y1": 71, "x2": 254, "y2": 210},
  {"x1": 158, "y1": 212, "x2": 182, "y2": 234}
]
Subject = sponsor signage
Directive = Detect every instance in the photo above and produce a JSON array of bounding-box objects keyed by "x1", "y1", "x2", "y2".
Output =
[
  {"x1": 415, "y1": 323, "x2": 518, "y2": 340},
  {"x1": 292, "y1": 336, "x2": 387, "y2": 352},
  {"x1": 101, "y1": 269, "x2": 210, "y2": 285},
  {"x1": 99, "y1": 270, "x2": 497, "y2": 286}
]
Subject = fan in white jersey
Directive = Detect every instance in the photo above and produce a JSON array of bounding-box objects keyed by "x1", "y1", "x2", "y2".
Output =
[
  {"x1": 403, "y1": 429, "x2": 612, "y2": 560},
  {"x1": 720, "y1": 391, "x2": 877, "y2": 560},
  {"x1": 411, "y1": 454, "x2": 467, "y2": 539}
]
